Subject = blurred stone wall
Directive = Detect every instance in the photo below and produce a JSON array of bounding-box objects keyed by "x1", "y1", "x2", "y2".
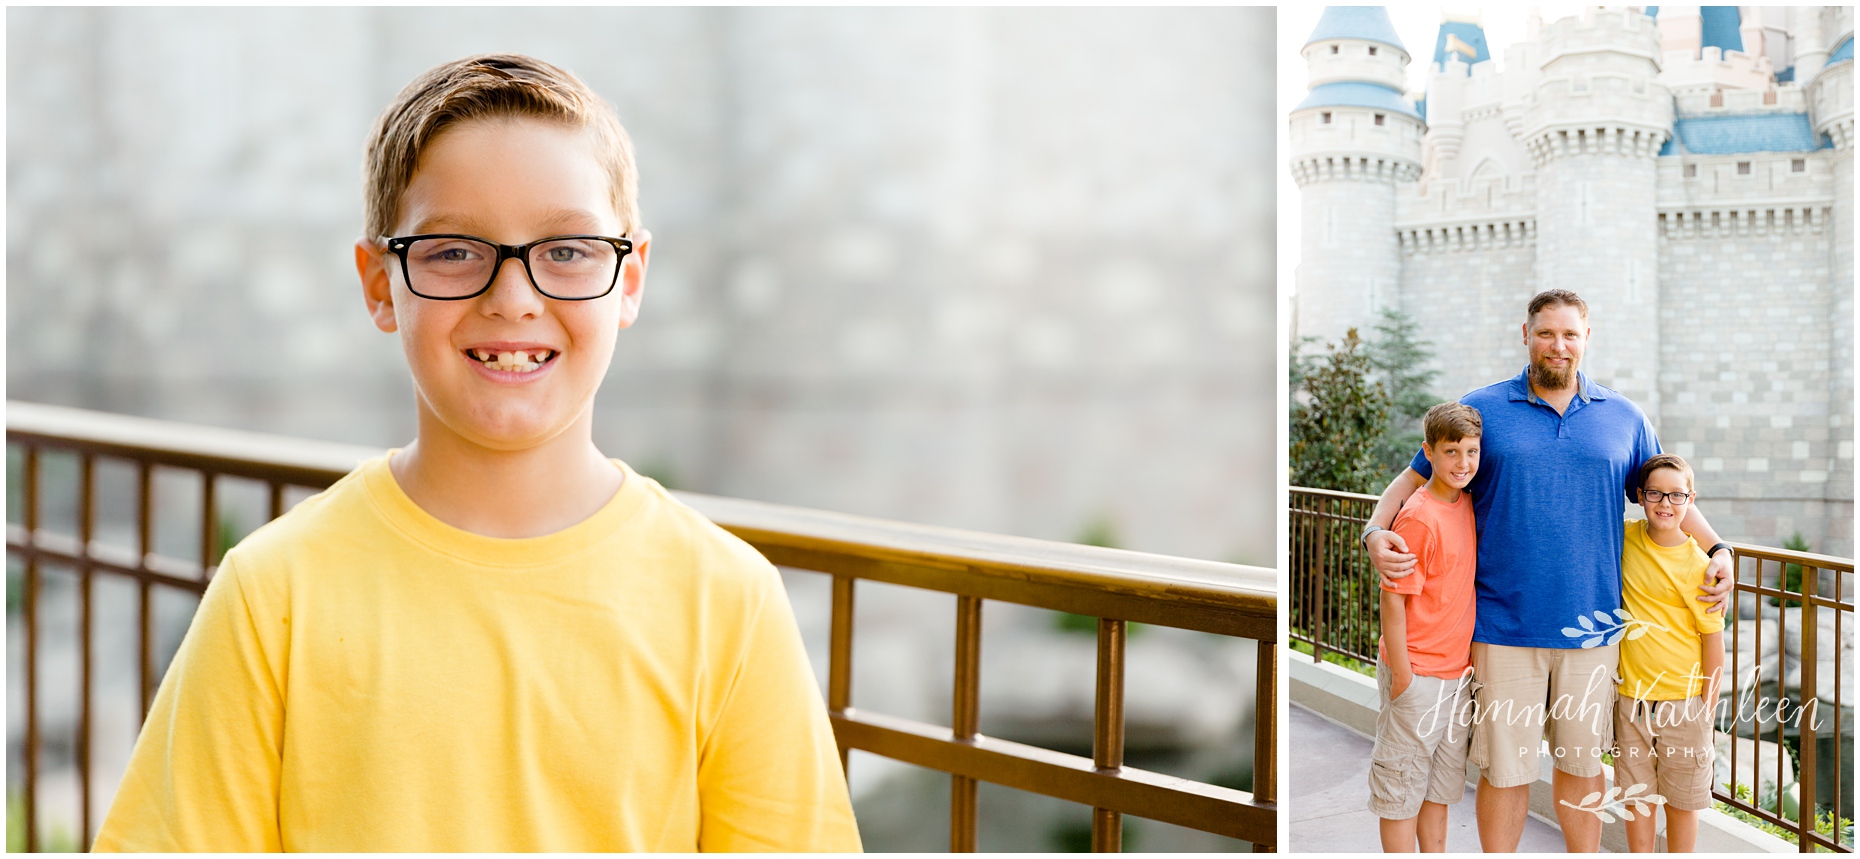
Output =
[{"x1": 7, "y1": 7, "x2": 1277, "y2": 563}]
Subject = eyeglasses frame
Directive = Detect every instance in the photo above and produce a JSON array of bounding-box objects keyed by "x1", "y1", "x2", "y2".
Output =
[
  {"x1": 1638, "y1": 488, "x2": 1694, "y2": 505},
  {"x1": 382, "y1": 233, "x2": 635, "y2": 301}
]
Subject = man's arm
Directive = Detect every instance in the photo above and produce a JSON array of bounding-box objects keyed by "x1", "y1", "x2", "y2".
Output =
[
  {"x1": 1364, "y1": 468, "x2": 1426, "y2": 583},
  {"x1": 1380, "y1": 589, "x2": 1414, "y2": 701},
  {"x1": 1679, "y1": 505, "x2": 1735, "y2": 613}
]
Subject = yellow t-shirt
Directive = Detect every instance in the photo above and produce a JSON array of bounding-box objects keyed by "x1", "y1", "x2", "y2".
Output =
[
  {"x1": 1617, "y1": 519, "x2": 1725, "y2": 701},
  {"x1": 94, "y1": 454, "x2": 862, "y2": 852}
]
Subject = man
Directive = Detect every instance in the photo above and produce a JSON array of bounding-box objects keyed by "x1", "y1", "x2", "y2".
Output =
[{"x1": 1361, "y1": 289, "x2": 1734, "y2": 853}]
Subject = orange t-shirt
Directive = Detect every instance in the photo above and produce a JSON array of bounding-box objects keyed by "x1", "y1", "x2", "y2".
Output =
[{"x1": 1377, "y1": 487, "x2": 1477, "y2": 678}]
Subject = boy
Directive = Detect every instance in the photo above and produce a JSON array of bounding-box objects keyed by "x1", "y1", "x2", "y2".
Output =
[
  {"x1": 1614, "y1": 453, "x2": 1725, "y2": 853},
  {"x1": 94, "y1": 54, "x2": 861, "y2": 851},
  {"x1": 1370, "y1": 402, "x2": 1481, "y2": 853}
]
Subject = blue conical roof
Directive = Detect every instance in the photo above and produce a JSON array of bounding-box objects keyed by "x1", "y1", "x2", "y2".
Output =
[{"x1": 1306, "y1": 7, "x2": 1407, "y2": 54}]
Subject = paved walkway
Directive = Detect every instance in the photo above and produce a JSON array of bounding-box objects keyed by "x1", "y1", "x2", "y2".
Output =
[{"x1": 1290, "y1": 703, "x2": 1582, "y2": 852}]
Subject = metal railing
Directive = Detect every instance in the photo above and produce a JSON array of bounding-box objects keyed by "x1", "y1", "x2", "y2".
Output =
[
  {"x1": 5, "y1": 401, "x2": 1279, "y2": 852},
  {"x1": 1289, "y1": 485, "x2": 1853, "y2": 852}
]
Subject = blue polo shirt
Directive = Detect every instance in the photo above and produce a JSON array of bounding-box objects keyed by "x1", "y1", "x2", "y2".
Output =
[{"x1": 1410, "y1": 368, "x2": 1660, "y2": 648}]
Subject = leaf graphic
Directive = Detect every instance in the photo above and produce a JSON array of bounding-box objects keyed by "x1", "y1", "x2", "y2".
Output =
[
  {"x1": 1582, "y1": 636, "x2": 1601, "y2": 649},
  {"x1": 1607, "y1": 628, "x2": 1628, "y2": 646},
  {"x1": 1624, "y1": 783, "x2": 1647, "y2": 797},
  {"x1": 1620, "y1": 807, "x2": 1636, "y2": 821},
  {"x1": 1627, "y1": 625, "x2": 1650, "y2": 640},
  {"x1": 1598, "y1": 811, "x2": 1615, "y2": 824},
  {"x1": 1577, "y1": 615, "x2": 1596, "y2": 631},
  {"x1": 1614, "y1": 608, "x2": 1632, "y2": 620},
  {"x1": 1580, "y1": 791, "x2": 1603, "y2": 806},
  {"x1": 1594, "y1": 610, "x2": 1614, "y2": 624},
  {"x1": 1562, "y1": 627, "x2": 1586, "y2": 637},
  {"x1": 1603, "y1": 786, "x2": 1621, "y2": 803}
]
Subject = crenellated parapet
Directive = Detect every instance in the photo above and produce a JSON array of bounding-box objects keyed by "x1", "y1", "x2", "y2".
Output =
[
  {"x1": 1522, "y1": 126, "x2": 1669, "y2": 166},
  {"x1": 1289, "y1": 155, "x2": 1422, "y2": 186},
  {"x1": 1657, "y1": 205, "x2": 1833, "y2": 239},
  {"x1": 1521, "y1": 8, "x2": 1673, "y2": 167},
  {"x1": 1398, "y1": 220, "x2": 1536, "y2": 255}
]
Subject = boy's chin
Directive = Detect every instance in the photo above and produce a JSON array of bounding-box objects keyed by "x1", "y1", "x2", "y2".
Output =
[{"x1": 437, "y1": 402, "x2": 583, "y2": 451}]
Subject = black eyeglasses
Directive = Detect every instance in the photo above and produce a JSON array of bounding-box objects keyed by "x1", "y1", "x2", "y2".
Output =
[
  {"x1": 383, "y1": 234, "x2": 634, "y2": 300},
  {"x1": 1640, "y1": 488, "x2": 1693, "y2": 505}
]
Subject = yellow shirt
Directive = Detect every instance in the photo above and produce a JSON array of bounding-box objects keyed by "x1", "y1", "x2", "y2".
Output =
[
  {"x1": 94, "y1": 454, "x2": 862, "y2": 852},
  {"x1": 1617, "y1": 519, "x2": 1725, "y2": 701}
]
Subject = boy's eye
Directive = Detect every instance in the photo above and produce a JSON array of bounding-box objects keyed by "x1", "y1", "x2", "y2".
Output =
[{"x1": 545, "y1": 246, "x2": 582, "y2": 263}]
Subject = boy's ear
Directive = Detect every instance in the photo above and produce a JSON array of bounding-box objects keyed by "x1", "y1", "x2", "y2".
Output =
[
  {"x1": 614, "y1": 230, "x2": 651, "y2": 330},
  {"x1": 355, "y1": 239, "x2": 399, "y2": 334}
]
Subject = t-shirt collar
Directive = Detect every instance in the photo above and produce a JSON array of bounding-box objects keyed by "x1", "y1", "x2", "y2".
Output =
[{"x1": 1507, "y1": 366, "x2": 1606, "y2": 406}]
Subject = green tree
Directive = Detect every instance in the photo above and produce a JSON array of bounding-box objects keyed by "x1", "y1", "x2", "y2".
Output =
[
  {"x1": 1363, "y1": 309, "x2": 1440, "y2": 485},
  {"x1": 1290, "y1": 328, "x2": 1391, "y2": 493}
]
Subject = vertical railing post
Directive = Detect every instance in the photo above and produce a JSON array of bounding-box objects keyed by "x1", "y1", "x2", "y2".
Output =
[
  {"x1": 199, "y1": 471, "x2": 217, "y2": 579},
  {"x1": 828, "y1": 574, "x2": 855, "y2": 775},
  {"x1": 1798, "y1": 562, "x2": 1818, "y2": 851},
  {"x1": 1091, "y1": 618, "x2": 1126, "y2": 852},
  {"x1": 23, "y1": 445, "x2": 40, "y2": 853},
  {"x1": 1312, "y1": 498, "x2": 1328, "y2": 666},
  {"x1": 1253, "y1": 639, "x2": 1278, "y2": 853},
  {"x1": 79, "y1": 454, "x2": 95, "y2": 851},
  {"x1": 950, "y1": 595, "x2": 983, "y2": 852},
  {"x1": 137, "y1": 461, "x2": 154, "y2": 721}
]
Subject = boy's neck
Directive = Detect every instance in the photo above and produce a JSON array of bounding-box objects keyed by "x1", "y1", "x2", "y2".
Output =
[
  {"x1": 1424, "y1": 475, "x2": 1461, "y2": 504},
  {"x1": 390, "y1": 402, "x2": 624, "y2": 539},
  {"x1": 1645, "y1": 518, "x2": 1689, "y2": 548}
]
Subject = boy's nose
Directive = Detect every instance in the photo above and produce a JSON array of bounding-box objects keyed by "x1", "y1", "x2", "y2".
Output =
[{"x1": 482, "y1": 257, "x2": 545, "y2": 313}]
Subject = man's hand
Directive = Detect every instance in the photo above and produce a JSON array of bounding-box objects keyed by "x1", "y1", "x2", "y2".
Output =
[
  {"x1": 1368, "y1": 529, "x2": 1417, "y2": 588},
  {"x1": 1697, "y1": 549, "x2": 1734, "y2": 614}
]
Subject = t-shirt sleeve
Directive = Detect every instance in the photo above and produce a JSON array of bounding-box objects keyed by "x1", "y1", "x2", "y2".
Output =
[
  {"x1": 93, "y1": 556, "x2": 286, "y2": 852},
  {"x1": 696, "y1": 572, "x2": 862, "y2": 852},
  {"x1": 1384, "y1": 509, "x2": 1432, "y2": 596},
  {"x1": 1409, "y1": 447, "x2": 1431, "y2": 480},
  {"x1": 1686, "y1": 558, "x2": 1728, "y2": 635},
  {"x1": 1624, "y1": 413, "x2": 1665, "y2": 505}
]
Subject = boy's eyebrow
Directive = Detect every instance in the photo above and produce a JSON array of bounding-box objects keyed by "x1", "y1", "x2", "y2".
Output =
[{"x1": 408, "y1": 208, "x2": 614, "y2": 238}]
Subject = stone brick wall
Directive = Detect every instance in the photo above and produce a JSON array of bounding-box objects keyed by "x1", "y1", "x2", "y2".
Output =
[
  {"x1": 1398, "y1": 244, "x2": 1539, "y2": 402},
  {"x1": 1657, "y1": 223, "x2": 1847, "y2": 555},
  {"x1": 6, "y1": 7, "x2": 1277, "y2": 563}
]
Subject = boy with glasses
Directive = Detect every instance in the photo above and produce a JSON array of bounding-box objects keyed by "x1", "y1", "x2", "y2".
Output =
[
  {"x1": 1613, "y1": 454, "x2": 1725, "y2": 853},
  {"x1": 95, "y1": 54, "x2": 861, "y2": 851}
]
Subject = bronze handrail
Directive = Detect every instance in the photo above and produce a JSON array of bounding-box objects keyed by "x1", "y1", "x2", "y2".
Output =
[
  {"x1": 1289, "y1": 485, "x2": 1854, "y2": 852},
  {"x1": 7, "y1": 401, "x2": 1278, "y2": 851}
]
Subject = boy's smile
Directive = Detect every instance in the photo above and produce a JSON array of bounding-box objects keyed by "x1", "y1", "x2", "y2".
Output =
[{"x1": 357, "y1": 117, "x2": 648, "y2": 451}]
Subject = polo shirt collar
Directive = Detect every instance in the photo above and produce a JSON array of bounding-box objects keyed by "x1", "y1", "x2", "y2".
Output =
[{"x1": 1508, "y1": 366, "x2": 1606, "y2": 405}]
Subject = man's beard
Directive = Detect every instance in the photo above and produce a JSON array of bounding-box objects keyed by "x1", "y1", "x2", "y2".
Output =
[{"x1": 1530, "y1": 355, "x2": 1577, "y2": 391}]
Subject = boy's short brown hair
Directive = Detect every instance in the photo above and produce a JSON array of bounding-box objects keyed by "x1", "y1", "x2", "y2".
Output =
[
  {"x1": 1527, "y1": 289, "x2": 1589, "y2": 324},
  {"x1": 1422, "y1": 402, "x2": 1482, "y2": 447},
  {"x1": 363, "y1": 54, "x2": 640, "y2": 241},
  {"x1": 1636, "y1": 453, "x2": 1695, "y2": 494}
]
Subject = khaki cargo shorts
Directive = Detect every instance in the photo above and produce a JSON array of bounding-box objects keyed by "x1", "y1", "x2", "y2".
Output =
[
  {"x1": 1467, "y1": 642, "x2": 1617, "y2": 787},
  {"x1": 1367, "y1": 660, "x2": 1477, "y2": 820},
  {"x1": 1613, "y1": 696, "x2": 1716, "y2": 811}
]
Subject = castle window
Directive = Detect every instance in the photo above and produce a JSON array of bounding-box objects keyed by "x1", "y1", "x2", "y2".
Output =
[
  {"x1": 1368, "y1": 46, "x2": 1378, "y2": 56},
  {"x1": 1737, "y1": 161, "x2": 1751, "y2": 175},
  {"x1": 1330, "y1": 45, "x2": 1339, "y2": 54},
  {"x1": 1710, "y1": 90, "x2": 1724, "y2": 107},
  {"x1": 1792, "y1": 158, "x2": 1806, "y2": 172},
  {"x1": 1374, "y1": 113, "x2": 1385, "y2": 126},
  {"x1": 1684, "y1": 164, "x2": 1697, "y2": 178},
  {"x1": 1764, "y1": 89, "x2": 1778, "y2": 105},
  {"x1": 1321, "y1": 112, "x2": 1332, "y2": 124}
]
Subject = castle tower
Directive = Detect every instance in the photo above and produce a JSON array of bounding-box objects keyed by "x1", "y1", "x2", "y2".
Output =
[
  {"x1": 1522, "y1": 8, "x2": 1671, "y2": 416},
  {"x1": 1290, "y1": 6, "x2": 1424, "y2": 345},
  {"x1": 1808, "y1": 5, "x2": 1854, "y2": 548}
]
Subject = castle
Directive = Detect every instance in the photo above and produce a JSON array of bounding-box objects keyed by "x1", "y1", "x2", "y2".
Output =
[{"x1": 1291, "y1": 6, "x2": 1856, "y2": 556}]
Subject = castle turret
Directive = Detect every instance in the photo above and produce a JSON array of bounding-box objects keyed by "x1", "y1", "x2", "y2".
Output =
[
  {"x1": 1291, "y1": 6, "x2": 1424, "y2": 344},
  {"x1": 1522, "y1": 8, "x2": 1671, "y2": 416},
  {"x1": 1808, "y1": 5, "x2": 1854, "y2": 540}
]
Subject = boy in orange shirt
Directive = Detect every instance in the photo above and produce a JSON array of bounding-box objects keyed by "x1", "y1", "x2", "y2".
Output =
[{"x1": 1370, "y1": 402, "x2": 1481, "y2": 852}]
